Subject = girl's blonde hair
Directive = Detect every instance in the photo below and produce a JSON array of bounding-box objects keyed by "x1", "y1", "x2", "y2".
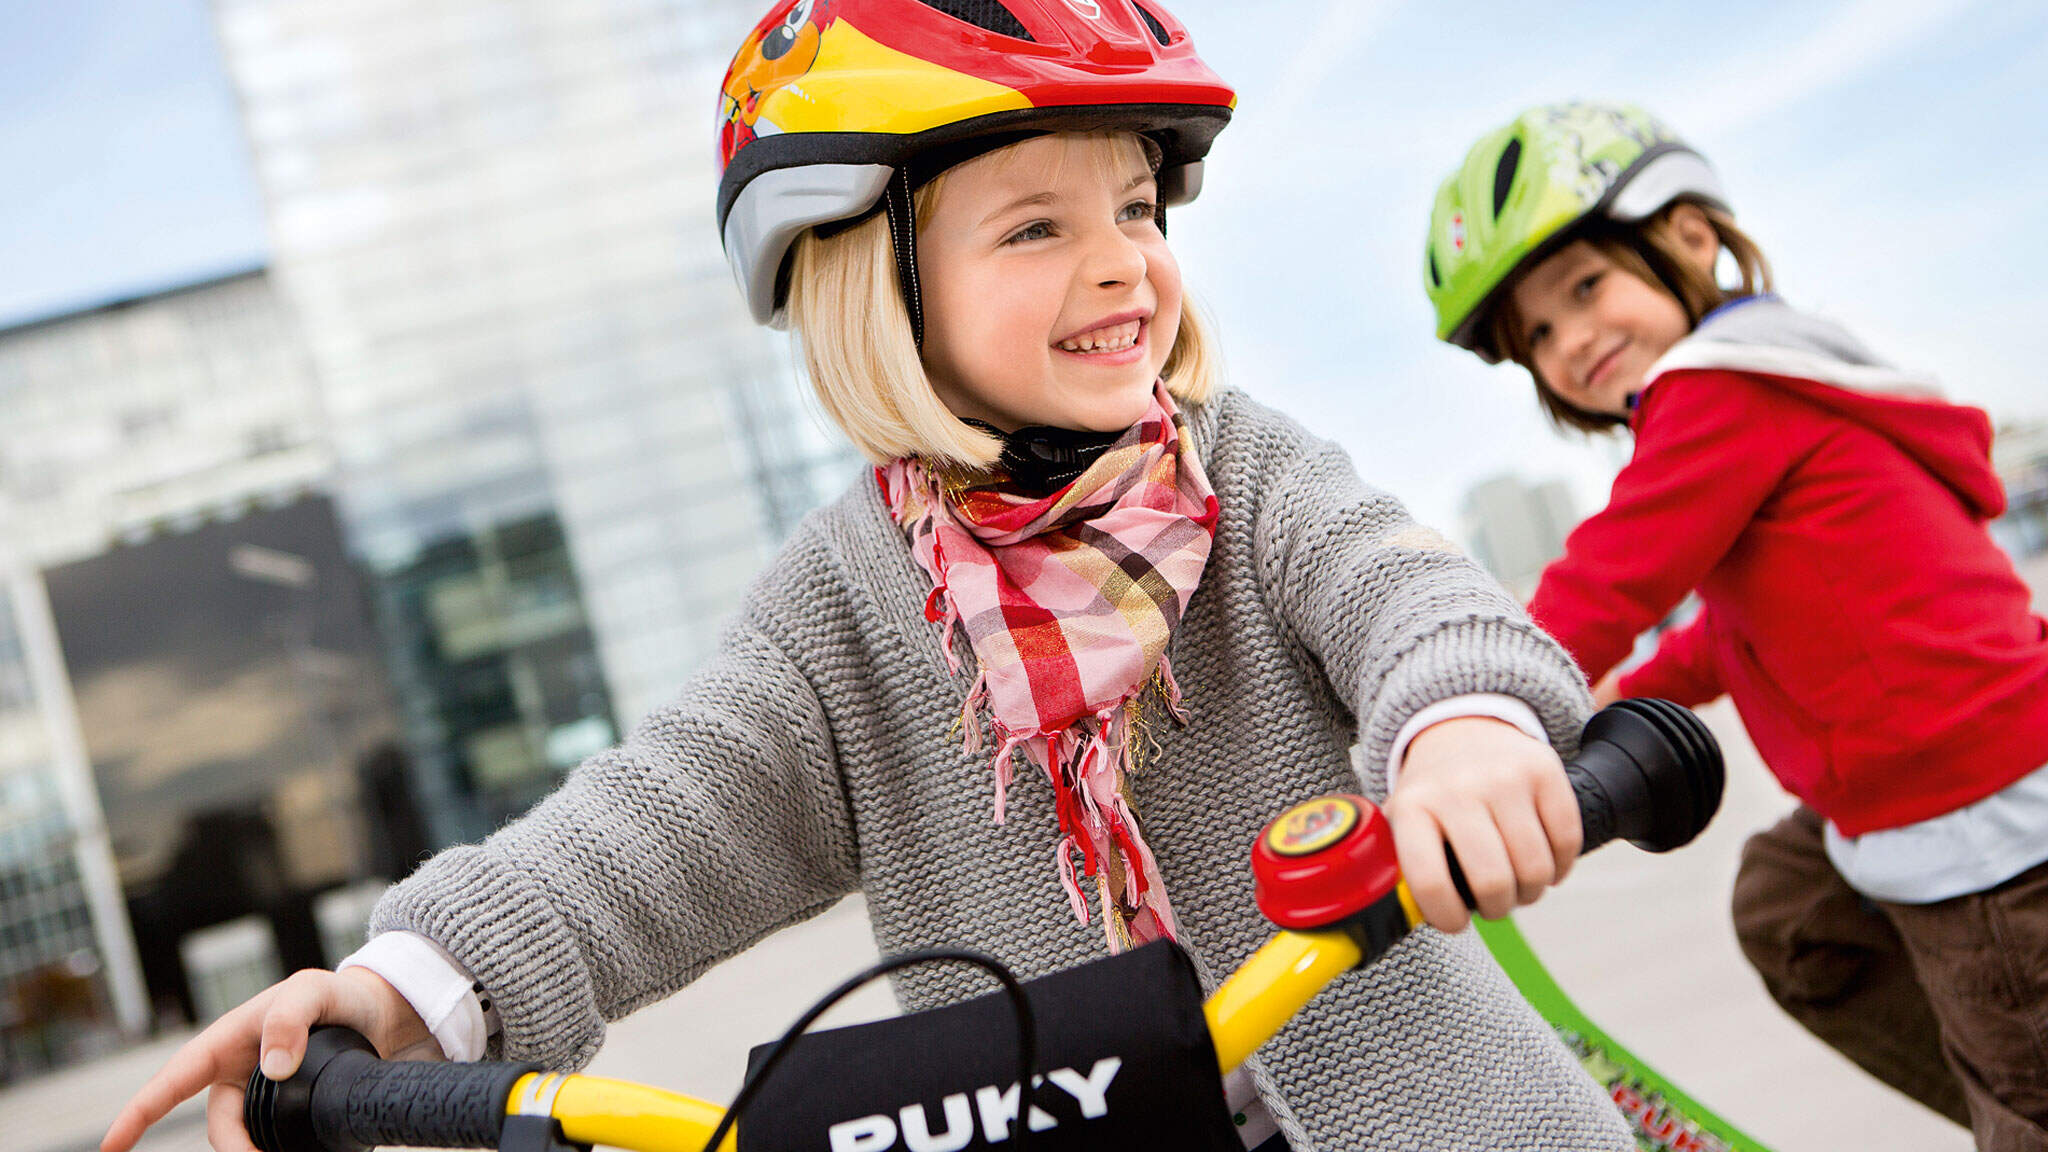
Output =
[
  {"x1": 784, "y1": 133, "x2": 1220, "y2": 467},
  {"x1": 1488, "y1": 202, "x2": 1773, "y2": 434}
]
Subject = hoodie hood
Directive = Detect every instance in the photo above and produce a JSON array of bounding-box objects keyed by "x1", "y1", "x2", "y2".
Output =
[{"x1": 1645, "y1": 296, "x2": 2005, "y2": 519}]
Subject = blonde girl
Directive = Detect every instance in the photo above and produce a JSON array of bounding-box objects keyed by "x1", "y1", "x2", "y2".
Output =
[{"x1": 105, "y1": 8, "x2": 1638, "y2": 1151}]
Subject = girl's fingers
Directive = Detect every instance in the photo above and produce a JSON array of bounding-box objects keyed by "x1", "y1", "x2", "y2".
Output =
[
  {"x1": 1387, "y1": 722, "x2": 1583, "y2": 931},
  {"x1": 103, "y1": 1065, "x2": 193, "y2": 1152},
  {"x1": 105, "y1": 969, "x2": 410, "y2": 1152},
  {"x1": 1439, "y1": 807, "x2": 1517, "y2": 922},
  {"x1": 101, "y1": 993, "x2": 271, "y2": 1152},
  {"x1": 1476, "y1": 752, "x2": 1579, "y2": 912},
  {"x1": 1533, "y1": 752, "x2": 1584, "y2": 883},
  {"x1": 257, "y1": 970, "x2": 349, "y2": 1081},
  {"x1": 1492, "y1": 799, "x2": 1558, "y2": 908},
  {"x1": 1387, "y1": 801, "x2": 1469, "y2": 934},
  {"x1": 205, "y1": 1080, "x2": 261, "y2": 1152},
  {"x1": 102, "y1": 1087, "x2": 169, "y2": 1152}
]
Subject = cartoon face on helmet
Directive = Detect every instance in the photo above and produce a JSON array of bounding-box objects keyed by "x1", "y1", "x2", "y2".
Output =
[
  {"x1": 713, "y1": 0, "x2": 1235, "y2": 327},
  {"x1": 719, "y1": 0, "x2": 825, "y2": 162},
  {"x1": 1426, "y1": 101, "x2": 1730, "y2": 362}
]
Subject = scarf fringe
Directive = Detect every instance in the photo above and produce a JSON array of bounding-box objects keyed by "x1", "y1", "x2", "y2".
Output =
[
  {"x1": 991, "y1": 696, "x2": 1180, "y2": 952},
  {"x1": 1055, "y1": 836, "x2": 1090, "y2": 925},
  {"x1": 989, "y1": 731, "x2": 1024, "y2": 825},
  {"x1": 882, "y1": 385, "x2": 1211, "y2": 954},
  {"x1": 1157, "y1": 655, "x2": 1190, "y2": 724},
  {"x1": 960, "y1": 669, "x2": 988, "y2": 755}
]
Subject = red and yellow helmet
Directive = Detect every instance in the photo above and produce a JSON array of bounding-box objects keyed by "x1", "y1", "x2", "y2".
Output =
[{"x1": 716, "y1": 0, "x2": 1235, "y2": 326}]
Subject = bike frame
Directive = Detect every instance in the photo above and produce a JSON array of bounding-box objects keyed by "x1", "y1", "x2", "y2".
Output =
[
  {"x1": 494, "y1": 916, "x2": 1392, "y2": 1152},
  {"x1": 249, "y1": 699, "x2": 1725, "y2": 1152}
]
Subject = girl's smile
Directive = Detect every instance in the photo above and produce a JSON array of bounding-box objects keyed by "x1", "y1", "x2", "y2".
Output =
[
  {"x1": 1584, "y1": 338, "x2": 1630, "y2": 392},
  {"x1": 1508, "y1": 243, "x2": 1690, "y2": 418},
  {"x1": 1055, "y1": 311, "x2": 1149, "y2": 362},
  {"x1": 916, "y1": 132, "x2": 1181, "y2": 435}
]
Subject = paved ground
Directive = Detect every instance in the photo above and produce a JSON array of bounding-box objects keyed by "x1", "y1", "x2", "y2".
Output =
[
  {"x1": 1518, "y1": 699, "x2": 1970, "y2": 1151},
  {"x1": 23, "y1": 554, "x2": 2045, "y2": 1151}
]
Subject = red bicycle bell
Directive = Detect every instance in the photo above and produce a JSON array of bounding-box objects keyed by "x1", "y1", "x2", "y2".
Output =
[{"x1": 1251, "y1": 794, "x2": 1402, "y2": 931}]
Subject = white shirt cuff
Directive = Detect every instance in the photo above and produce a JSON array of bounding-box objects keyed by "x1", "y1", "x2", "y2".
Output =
[
  {"x1": 338, "y1": 931, "x2": 497, "y2": 1062},
  {"x1": 1385, "y1": 693, "x2": 1548, "y2": 793}
]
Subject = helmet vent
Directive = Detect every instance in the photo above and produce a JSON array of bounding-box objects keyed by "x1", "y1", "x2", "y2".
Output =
[
  {"x1": 1132, "y1": 2, "x2": 1172, "y2": 45},
  {"x1": 1492, "y1": 137, "x2": 1522, "y2": 219},
  {"x1": 1428, "y1": 247, "x2": 1442, "y2": 288},
  {"x1": 915, "y1": 0, "x2": 1035, "y2": 41}
]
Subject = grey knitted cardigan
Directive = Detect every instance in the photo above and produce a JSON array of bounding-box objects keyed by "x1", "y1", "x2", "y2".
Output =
[{"x1": 372, "y1": 388, "x2": 1633, "y2": 1151}]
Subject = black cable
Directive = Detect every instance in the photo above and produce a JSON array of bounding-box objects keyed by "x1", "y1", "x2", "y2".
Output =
[{"x1": 699, "y1": 948, "x2": 1039, "y2": 1152}]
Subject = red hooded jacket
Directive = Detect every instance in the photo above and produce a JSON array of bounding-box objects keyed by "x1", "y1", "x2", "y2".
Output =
[{"x1": 1529, "y1": 299, "x2": 2048, "y2": 835}]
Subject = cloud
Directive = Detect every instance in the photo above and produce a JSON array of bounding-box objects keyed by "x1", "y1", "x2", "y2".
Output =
[
  {"x1": 1254, "y1": 0, "x2": 1405, "y2": 132},
  {"x1": 1670, "y1": 0, "x2": 1987, "y2": 135}
]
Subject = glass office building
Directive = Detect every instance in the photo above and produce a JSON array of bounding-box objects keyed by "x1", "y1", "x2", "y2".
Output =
[
  {"x1": 0, "y1": 579, "x2": 114, "y2": 1081},
  {"x1": 211, "y1": 0, "x2": 859, "y2": 840},
  {"x1": 44, "y1": 493, "x2": 407, "y2": 1023},
  {"x1": 0, "y1": 0, "x2": 858, "y2": 1076},
  {"x1": 0, "y1": 270, "x2": 358, "y2": 1073}
]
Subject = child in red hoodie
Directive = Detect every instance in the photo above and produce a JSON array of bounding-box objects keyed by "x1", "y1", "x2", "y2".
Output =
[{"x1": 1426, "y1": 102, "x2": 2048, "y2": 1150}]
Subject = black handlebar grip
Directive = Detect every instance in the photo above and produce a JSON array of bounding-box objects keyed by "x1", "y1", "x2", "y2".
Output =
[
  {"x1": 1446, "y1": 699, "x2": 1724, "y2": 909},
  {"x1": 1570, "y1": 698, "x2": 1724, "y2": 854},
  {"x1": 245, "y1": 1026, "x2": 539, "y2": 1152},
  {"x1": 1567, "y1": 762, "x2": 1619, "y2": 856}
]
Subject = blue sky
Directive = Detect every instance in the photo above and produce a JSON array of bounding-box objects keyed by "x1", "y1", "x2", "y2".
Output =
[
  {"x1": 1170, "y1": 0, "x2": 2048, "y2": 526},
  {"x1": 0, "y1": 0, "x2": 266, "y2": 330},
  {"x1": 3, "y1": 0, "x2": 2044, "y2": 531}
]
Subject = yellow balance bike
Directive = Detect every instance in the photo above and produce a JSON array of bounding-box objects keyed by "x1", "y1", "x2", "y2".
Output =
[{"x1": 245, "y1": 699, "x2": 1723, "y2": 1152}]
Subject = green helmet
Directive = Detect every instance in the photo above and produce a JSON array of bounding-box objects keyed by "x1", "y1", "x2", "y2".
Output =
[{"x1": 1426, "y1": 101, "x2": 1728, "y2": 362}]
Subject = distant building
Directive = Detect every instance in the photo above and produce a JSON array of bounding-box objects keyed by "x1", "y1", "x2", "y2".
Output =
[
  {"x1": 0, "y1": 565, "x2": 133, "y2": 1081},
  {"x1": 210, "y1": 0, "x2": 859, "y2": 841},
  {"x1": 1460, "y1": 475, "x2": 1581, "y2": 600},
  {"x1": 0, "y1": 268, "x2": 339, "y2": 1073},
  {"x1": 46, "y1": 493, "x2": 406, "y2": 1032},
  {"x1": 0, "y1": 0, "x2": 862, "y2": 1078},
  {"x1": 1993, "y1": 422, "x2": 2048, "y2": 562},
  {"x1": 0, "y1": 270, "x2": 331, "y2": 562}
]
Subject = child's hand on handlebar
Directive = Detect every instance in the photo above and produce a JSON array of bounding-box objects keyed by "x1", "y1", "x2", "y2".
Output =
[
  {"x1": 1591, "y1": 669, "x2": 1624, "y2": 707},
  {"x1": 1384, "y1": 716, "x2": 1583, "y2": 934},
  {"x1": 100, "y1": 965, "x2": 436, "y2": 1152}
]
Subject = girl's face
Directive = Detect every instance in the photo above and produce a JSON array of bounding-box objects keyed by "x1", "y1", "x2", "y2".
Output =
[
  {"x1": 917, "y1": 133, "x2": 1181, "y2": 433},
  {"x1": 1506, "y1": 241, "x2": 1693, "y2": 418}
]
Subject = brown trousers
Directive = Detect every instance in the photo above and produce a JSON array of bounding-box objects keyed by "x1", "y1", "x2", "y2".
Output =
[{"x1": 1733, "y1": 807, "x2": 2048, "y2": 1151}]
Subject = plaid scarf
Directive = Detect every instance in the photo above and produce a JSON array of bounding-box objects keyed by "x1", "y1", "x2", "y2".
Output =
[{"x1": 880, "y1": 382, "x2": 1219, "y2": 952}]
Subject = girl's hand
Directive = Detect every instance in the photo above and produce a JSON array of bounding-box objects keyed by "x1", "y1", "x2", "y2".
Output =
[
  {"x1": 1384, "y1": 715, "x2": 1582, "y2": 934},
  {"x1": 1591, "y1": 668, "x2": 1624, "y2": 707},
  {"x1": 101, "y1": 965, "x2": 438, "y2": 1152}
]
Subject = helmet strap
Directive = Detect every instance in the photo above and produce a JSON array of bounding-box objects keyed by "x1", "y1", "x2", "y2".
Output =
[
  {"x1": 880, "y1": 132, "x2": 1168, "y2": 350},
  {"x1": 885, "y1": 168, "x2": 926, "y2": 349},
  {"x1": 884, "y1": 136, "x2": 1039, "y2": 351}
]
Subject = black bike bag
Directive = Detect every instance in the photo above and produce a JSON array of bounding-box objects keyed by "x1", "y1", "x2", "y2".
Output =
[{"x1": 736, "y1": 940, "x2": 1243, "y2": 1152}]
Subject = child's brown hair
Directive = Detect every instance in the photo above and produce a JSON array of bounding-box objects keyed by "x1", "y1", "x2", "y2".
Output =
[{"x1": 1489, "y1": 202, "x2": 1772, "y2": 433}]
